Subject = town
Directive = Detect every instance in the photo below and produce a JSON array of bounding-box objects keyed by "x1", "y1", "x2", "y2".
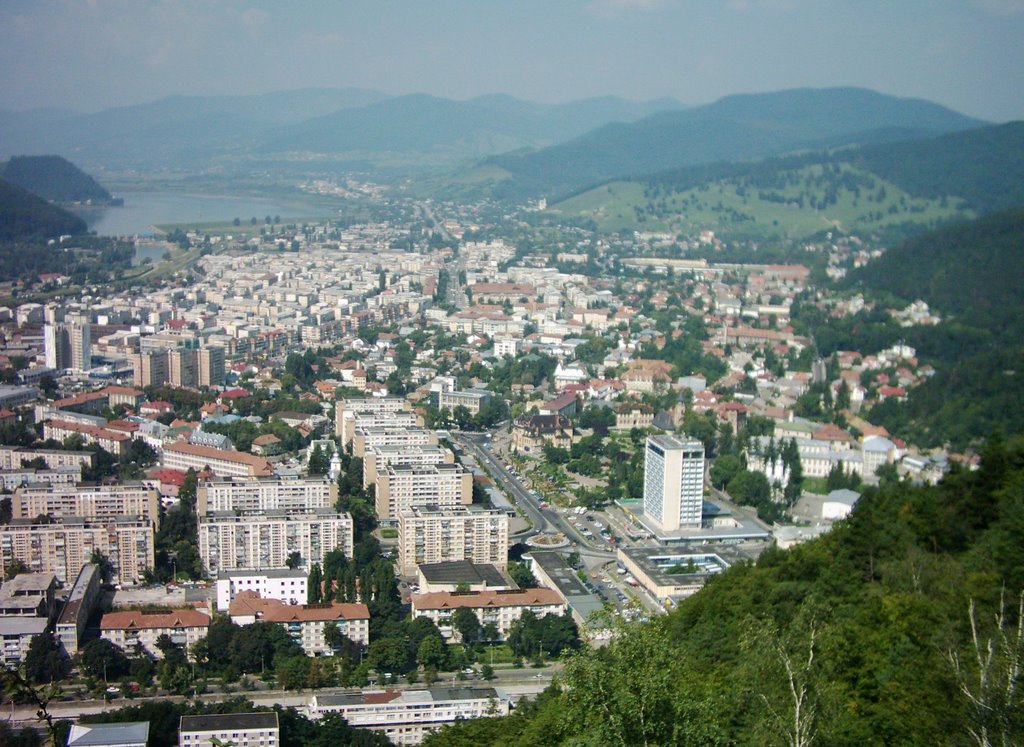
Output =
[{"x1": 0, "y1": 190, "x2": 971, "y2": 746}]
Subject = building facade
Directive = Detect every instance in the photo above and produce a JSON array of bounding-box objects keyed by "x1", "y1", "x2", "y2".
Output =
[
  {"x1": 0, "y1": 517, "x2": 154, "y2": 586},
  {"x1": 197, "y1": 476, "x2": 337, "y2": 514},
  {"x1": 397, "y1": 506, "x2": 509, "y2": 576},
  {"x1": 215, "y1": 568, "x2": 309, "y2": 611},
  {"x1": 411, "y1": 588, "x2": 566, "y2": 642},
  {"x1": 227, "y1": 591, "x2": 369, "y2": 655},
  {"x1": 198, "y1": 509, "x2": 354, "y2": 575},
  {"x1": 375, "y1": 464, "x2": 473, "y2": 521},
  {"x1": 13, "y1": 482, "x2": 161, "y2": 524},
  {"x1": 179, "y1": 713, "x2": 279, "y2": 747}
]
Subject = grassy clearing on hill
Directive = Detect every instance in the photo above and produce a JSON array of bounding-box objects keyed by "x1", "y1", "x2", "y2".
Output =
[{"x1": 550, "y1": 164, "x2": 972, "y2": 239}]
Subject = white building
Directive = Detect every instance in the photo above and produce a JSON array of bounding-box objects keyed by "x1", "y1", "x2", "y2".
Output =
[
  {"x1": 397, "y1": 506, "x2": 509, "y2": 576},
  {"x1": 335, "y1": 397, "x2": 416, "y2": 445},
  {"x1": 215, "y1": 568, "x2": 309, "y2": 611},
  {"x1": 0, "y1": 617, "x2": 48, "y2": 666},
  {"x1": 309, "y1": 687, "x2": 510, "y2": 746},
  {"x1": 162, "y1": 442, "x2": 274, "y2": 479},
  {"x1": 179, "y1": 713, "x2": 279, "y2": 747},
  {"x1": 363, "y1": 444, "x2": 454, "y2": 488},
  {"x1": 353, "y1": 426, "x2": 437, "y2": 459},
  {"x1": 643, "y1": 435, "x2": 705, "y2": 531}
]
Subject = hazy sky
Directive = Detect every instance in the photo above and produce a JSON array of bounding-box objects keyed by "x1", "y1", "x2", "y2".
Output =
[{"x1": 1, "y1": 0, "x2": 1023, "y2": 121}]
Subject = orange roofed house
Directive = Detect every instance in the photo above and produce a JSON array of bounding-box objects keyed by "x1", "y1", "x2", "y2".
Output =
[
  {"x1": 100, "y1": 608, "x2": 210, "y2": 659},
  {"x1": 228, "y1": 590, "x2": 369, "y2": 655},
  {"x1": 411, "y1": 588, "x2": 566, "y2": 642}
]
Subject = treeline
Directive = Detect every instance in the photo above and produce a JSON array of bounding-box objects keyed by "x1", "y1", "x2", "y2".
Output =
[{"x1": 426, "y1": 434, "x2": 1024, "y2": 746}]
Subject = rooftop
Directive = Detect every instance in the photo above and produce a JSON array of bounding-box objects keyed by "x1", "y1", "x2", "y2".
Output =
[
  {"x1": 179, "y1": 712, "x2": 279, "y2": 733},
  {"x1": 68, "y1": 722, "x2": 150, "y2": 747},
  {"x1": 418, "y1": 561, "x2": 513, "y2": 588}
]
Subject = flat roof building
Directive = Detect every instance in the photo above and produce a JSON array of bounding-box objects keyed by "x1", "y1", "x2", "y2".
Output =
[
  {"x1": 309, "y1": 687, "x2": 509, "y2": 746},
  {"x1": 215, "y1": 568, "x2": 308, "y2": 611},
  {"x1": 197, "y1": 476, "x2": 338, "y2": 514},
  {"x1": 56, "y1": 563, "x2": 102, "y2": 654},
  {"x1": 67, "y1": 722, "x2": 149, "y2": 747},
  {"x1": 376, "y1": 463, "x2": 472, "y2": 521},
  {"x1": 13, "y1": 482, "x2": 161, "y2": 525},
  {"x1": 179, "y1": 712, "x2": 279, "y2": 747}
]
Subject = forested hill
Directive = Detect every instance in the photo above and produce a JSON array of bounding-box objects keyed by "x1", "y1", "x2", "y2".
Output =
[
  {"x1": 0, "y1": 155, "x2": 114, "y2": 204},
  {"x1": 425, "y1": 436, "x2": 1024, "y2": 746},
  {"x1": 847, "y1": 205, "x2": 1024, "y2": 330},
  {"x1": 837, "y1": 207, "x2": 1024, "y2": 447},
  {"x1": 0, "y1": 178, "x2": 87, "y2": 240},
  {"x1": 481, "y1": 87, "x2": 985, "y2": 197}
]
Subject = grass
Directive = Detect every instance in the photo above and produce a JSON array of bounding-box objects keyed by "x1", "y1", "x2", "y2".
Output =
[
  {"x1": 550, "y1": 163, "x2": 972, "y2": 239},
  {"x1": 379, "y1": 527, "x2": 398, "y2": 539}
]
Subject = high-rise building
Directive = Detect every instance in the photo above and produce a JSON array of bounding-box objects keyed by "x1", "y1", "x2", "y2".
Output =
[
  {"x1": 130, "y1": 350, "x2": 169, "y2": 387},
  {"x1": 69, "y1": 322, "x2": 91, "y2": 372},
  {"x1": 197, "y1": 346, "x2": 226, "y2": 388},
  {"x1": 642, "y1": 435, "x2": 705, "y2": 531},
  {"x1": 44, "y1": 322, "x2": 90, "y2": 372},
  {"x1": 168, "y1": 348, "x2": 198, "y2": 388}
]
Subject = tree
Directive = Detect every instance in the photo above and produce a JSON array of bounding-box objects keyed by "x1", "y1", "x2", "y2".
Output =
[
  {"x1": 24, "y1": 633, "x2": 70, "y2": 684},
  {"x1": 452, "y1": 607, "x2": 481, "y2": 645},
  {"x1": 508, "y1": 561, "x2": 539, "y2": 589},
  {"x1": 416, "y1": 635, "x2": 447, "y2": 670},
  {"x1": 286, "y1": 551, "x2": 302, "y2": 570},
  {"x1": 307, "y1": 563, "x2": 323, "y2": 604},
  {"x1": 308, "y1": 443, "x2": 330, "y2": 476},
  {"x1": 79, "y1": 639, "x2": 128, "y2": 682},
  {"x1": 710, "y1": 455, "x2": 743, "y2": 489},
  {"x1": 90, "y1": 550, "x2": 115, "y2": 583},
  {"x1": 947, "y1": 589, "x2": 1024, "y2": 747}
]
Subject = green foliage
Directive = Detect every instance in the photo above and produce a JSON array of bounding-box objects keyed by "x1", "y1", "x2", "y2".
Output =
[
  {"x1": 710, "y1": 454, "x2": 742, "y2": 489},
  {"x1": 0, "y1": 179, "x2": 87, "y2": 241},
  {"x1": 24, "y1": 633, "x2": 70, "y2": 684},
  {"x1": 1, "y1": 155, "x2": 114, "y2": 203},
  {"x1": 78, "y1": 639, "x2": 129, "y2": 681},
  {"x1": 508, "y1": 561, "x2": 539, "y2": 589},
  {"x1": 507, "y1": 611, "x2": 580, "y2": 660},
  {"x1": 434, "y1": 435, "x2": 1024, "y2": 746}
]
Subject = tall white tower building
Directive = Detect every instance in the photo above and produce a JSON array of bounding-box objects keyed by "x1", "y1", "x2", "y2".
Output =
[{"x1": 643, "y1": 435, "x2": 705, "y2": 530}]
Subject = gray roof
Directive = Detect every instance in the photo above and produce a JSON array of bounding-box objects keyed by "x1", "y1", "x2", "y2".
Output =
[
  {"x1": 0, "y1": 572, "x2": 56, "y2": 596},
  {"x1": 418, "y1": 561, "x2": 511, "y2": 588},
  {"x1": 68, "y1": 722, "x2": 150, "y2": 746},
  {"x1": 825, "y1": 489, "x2": 861, "y2": 506},
  {"x1": 180, "y1": 712, "x2": 278, "y2": 733},
  {"x1": 0, "y1": 616, "x2": 48, "y2": 636}
]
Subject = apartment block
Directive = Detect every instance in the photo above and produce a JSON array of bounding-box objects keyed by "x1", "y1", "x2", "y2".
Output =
[
  {"x1": 55, "y1": 562, "x2": 102, "y2": 654},
  {"x1": 101, "y1": 608, "x2": 209, "y2": 659},
  {"x1": 0, "y1": 617, "x2": 48, "y2": 667},
  {"x1": 13, "y1": 481, "x2": 161, "y2": 524},
  {"x1": 227, "y1": 590, "x2": 369, "y2": 655},
  {"x1": 352, "y1": 426, "x2": 436, "y2": 459},
  {"x1": 363, "y1": 444, "x2": 454, "y2": 488},
  {"x1": 375, "y1": 463, "x2": 473, "y2": 521},
  {"x1": 437, "y1": 387, "x2": 492, "y2": 416},
  {"x1": 397, "y1": 506, "x2": 509, "y2": 576},
  {"x1": 335, "y1": 396, "x2": 415, "y2": 445},
  {"x1": 197, "y1": 476, "x2": 337, "y2": 514},
  {"x1": 0, "y1": 447, "x2": 95, "y2": 472},
  {"x1": 198, "y1": 509, "x2": 354, "y2": 575},
  {"x1": 43, "y1": 420, "x2": 130, "y2": 456},
  {"x1": 0, "y1": 517, "x2": 154, "y2": 586}
]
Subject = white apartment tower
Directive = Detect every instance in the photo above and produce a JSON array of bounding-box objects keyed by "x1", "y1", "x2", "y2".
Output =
[{"x1": 643, "y1": 435, "x2": 705, "y2": 530}]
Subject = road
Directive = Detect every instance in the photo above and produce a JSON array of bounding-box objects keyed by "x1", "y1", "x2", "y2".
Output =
[
  {"x1": 419, "y1": 201, "x2": 467, "y2": 310},
  {"x1": 5, "y1": 670, "x2": 553, "y2": 727}
]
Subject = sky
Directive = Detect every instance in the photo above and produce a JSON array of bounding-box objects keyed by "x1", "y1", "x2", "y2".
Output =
[{"x1": 1, "y1": 0, "x2": 1023, "y2": 121}]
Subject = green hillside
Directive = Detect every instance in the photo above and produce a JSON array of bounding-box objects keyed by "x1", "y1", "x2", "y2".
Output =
[
  {"x1": 0, "y1": 178, "x2": 87, "y2": 240},
  {"x1": 549, "y1": 122, "x2": 1024, "y2": 240},
  {"x1": 1, "y1": 154, "x2": 114, "y2": 204},
  {"x1": 424, "y1": 435, "x2": 1024, "y2": 746},
  {"x1": 551, "y1": 163, "x2": 969, "y2": 239}
]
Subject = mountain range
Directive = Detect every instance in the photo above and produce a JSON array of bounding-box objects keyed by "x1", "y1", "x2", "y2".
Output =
[
  {"x1": 476, "y1": 87, "x2": 987, "y2": 198},
  {"x1": 0, "y1": 88, "x2": 683, "y2": 172}
]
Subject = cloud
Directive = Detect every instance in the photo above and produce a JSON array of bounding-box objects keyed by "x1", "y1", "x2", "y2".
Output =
[{"x1": 240, "y1": 7, "x2": 271, "y2": 40}]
